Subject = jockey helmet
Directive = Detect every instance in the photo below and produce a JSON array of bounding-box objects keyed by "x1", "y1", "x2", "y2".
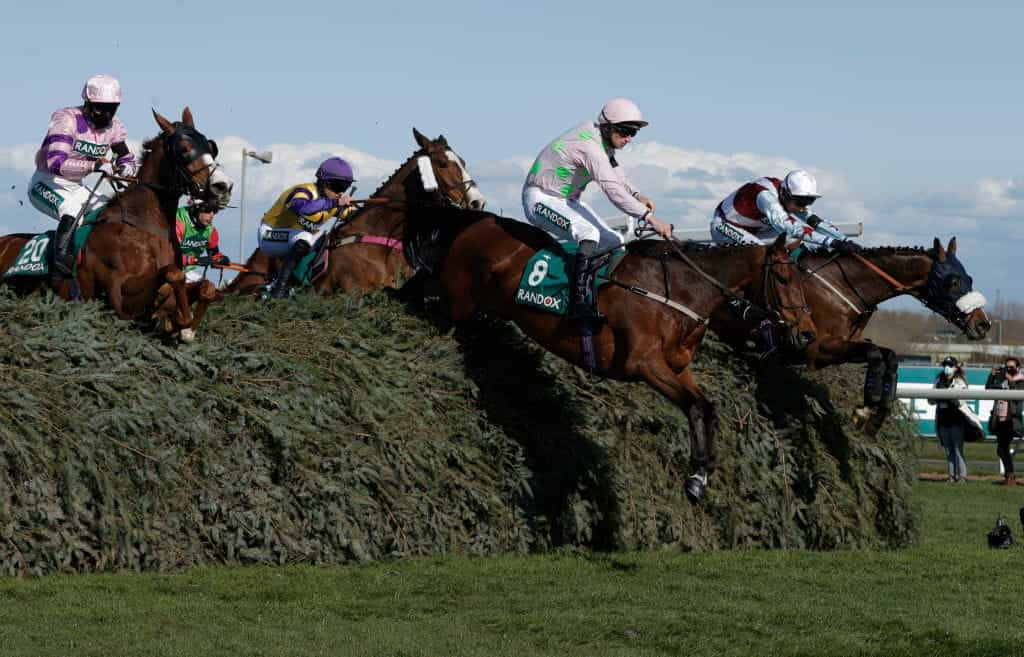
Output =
[
  {"x1": 597, "y1": 98, "x2": 648, "y2": 129},
  {"x1": 81, "y1": 74, "x2": 122, "y2": 130},
  {"x1": 82, "y1": 74, "x2": 122, "y2": 103},
  {"x1": 781, "y1": 170, "x2": 821, "y2": 208},
  {"x1": 315, "y1": 157, "x2": 355, "y2": 183}
]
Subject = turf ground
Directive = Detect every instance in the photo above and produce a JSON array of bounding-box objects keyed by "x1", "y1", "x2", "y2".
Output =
[{"x1": 1, "y1": 479, "x2": 1022, "y2": 657}]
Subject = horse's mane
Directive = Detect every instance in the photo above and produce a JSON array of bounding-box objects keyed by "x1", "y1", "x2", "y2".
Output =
[
  {"x1": 626, "y1": 239, "x2": 758, "y2": 258},
  {"x1": 137, "y1": 134, "x2": 163, "y2": 171},
  {"x1": 369, "y1": 149, "x2": 424, "y2": 198},
  {"x1": 862, "y1": 246, "x2": 929, "y2": 256},
  {"x1": 802, "y1": 245, "x2": 933, "y2": 259}
]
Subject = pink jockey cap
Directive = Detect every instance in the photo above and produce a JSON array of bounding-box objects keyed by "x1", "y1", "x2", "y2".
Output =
[
  {"x1": 597, "y1": 98, "x2": 648, "y2": 127},
  {"x1": 82, "y1": 74, "x2": 122, "y2": 103}
]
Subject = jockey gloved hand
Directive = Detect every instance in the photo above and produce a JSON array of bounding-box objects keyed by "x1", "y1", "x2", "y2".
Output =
[
  {"x1": 216, "y1": 254, "x2": 231, "y2": 266},
  {"x1": 647, "y1": 214, "x2": 674, "y2": 239},
  {"x1": 195, "y1": 255, "x2": 217, "y2": 267},
  {"x1": 831, "y1": 239, "x2": 863, "y2": 255}
]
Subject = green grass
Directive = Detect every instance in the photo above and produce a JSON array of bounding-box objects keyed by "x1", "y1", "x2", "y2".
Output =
[
  {"x1": 916, "y1": 439, "x2": 1015, "y2": 474},
  {"x1": 1, "y1": 481, "x2": 1022, "y2": 657}
]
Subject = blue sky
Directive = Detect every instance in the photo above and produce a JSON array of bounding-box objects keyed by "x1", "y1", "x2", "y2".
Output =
[{"x1": 1, "y1": 0, "x2": 1022, "y2": 305}]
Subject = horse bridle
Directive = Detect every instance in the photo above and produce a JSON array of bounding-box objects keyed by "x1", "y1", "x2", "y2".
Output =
[
  {"x1": 162, "y1": 123, "x2": 222, "y2": 199},
  {"x1": 805, "y1": 250, "x2": 979, "y2": 330},
  {"x1": 663, "y1": 239, "x2": 809, "y2": 333},
  {"x1": 425, "y1": 148, "x2": 480, "y2": 209},
  {"x1": 761, "y1": 248, "x2": 812, "y2": 324}
]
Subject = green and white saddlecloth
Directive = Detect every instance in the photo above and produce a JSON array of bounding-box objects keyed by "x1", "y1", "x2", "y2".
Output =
[
  {"x1": 5, "y1": 210, "x2": 102, "y2": 278},
  {"x1": 514, "y1": 242, "x2": 622, "y2": 316},
  {"x1": 6, "y1": 233, "x2": 52, "y2": 276}
]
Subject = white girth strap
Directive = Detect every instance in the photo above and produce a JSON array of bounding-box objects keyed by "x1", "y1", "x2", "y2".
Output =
[
  {"x1": 626, "y1": 285, "x2": 706, "y2": 324},
  {"x1": 808, "y1": 270, "x2": 862, "y2": 314}
]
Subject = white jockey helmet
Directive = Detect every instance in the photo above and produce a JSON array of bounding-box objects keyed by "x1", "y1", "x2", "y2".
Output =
[
  {"x1": 782, "y1": 170, "x2": 821, "y2": 200},
  {"x1": 81, "y1": 74, "x2": 123, "y2": 103},
  {"x1": 597, "y1": 98, "x2": 648, "y2": 127}
]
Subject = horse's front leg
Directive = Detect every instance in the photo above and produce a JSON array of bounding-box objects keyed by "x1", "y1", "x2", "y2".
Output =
[
  {"x1": 639, "y1": 357, "x2": 717, "y2": 503},
  {"x1": 158, "y1": 265, "x2": 195, "y2": 342},
  {"x1": 188, "y1": 280, "x2": 222, "y2": 331},
  {"x1": 809, "y1": 338, "x2": 898, "y2": 435}
]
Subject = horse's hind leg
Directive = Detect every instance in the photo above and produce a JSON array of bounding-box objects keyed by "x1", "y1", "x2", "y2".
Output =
[{"x1": 640, "y1": 360, "x2": 716, "y2": 502}]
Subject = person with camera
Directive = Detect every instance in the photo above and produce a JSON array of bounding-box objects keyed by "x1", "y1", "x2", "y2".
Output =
[
  {"x1": 928, "y1": 356, "x2": 973, "y2": 482},
  {"x1": 986, "y1": 357, "x2": 1024, "y2": 486}
]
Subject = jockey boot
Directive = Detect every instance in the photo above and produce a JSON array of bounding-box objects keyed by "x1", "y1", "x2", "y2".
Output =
[
  {"x1": 52, "y1": 214, "x2": 78, "y2": 277},
  {"x1": 270, "y1": 241, "x2": 311, "y2": 299},
  {"x1": 568, "y1": 240, "x2": 604, "y2": 323}
]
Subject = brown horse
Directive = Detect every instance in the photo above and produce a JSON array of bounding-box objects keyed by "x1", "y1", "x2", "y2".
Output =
[
  {"x1": 227, "y1": 128, "x2": 486, "y2": 296},
  {"x1": 404, "y1": 209, "x2": 818, "y2": 501},
  {"x1": 0, "y1": 108, "x2": 232, "y2": 340},
  {"x1": 709, "y1": 237, "x2": 991, "y2": 434}
]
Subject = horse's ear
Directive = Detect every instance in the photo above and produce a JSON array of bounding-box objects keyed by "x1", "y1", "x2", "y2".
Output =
[
  {"x1": 933, "y1": 237, "x2": 946, "y2": 262},
  {"x1": 413, "y1": 127, "x2": 431, "y2": 150},
  {"x1": 152, "y1": 109, "x2": 174, "y2": 135},
  {"x1": 947, "y1": 237, "x2": 957, "y2": 257},
  {"x1": 181, "y1": 106, "x2": 195, "y2": 128},
  {"x1": 436, "y1": 134, "x2": 449, "y2": 147},
  {"x1": 772, "y1": 233, "x2": 788, "y2": 253}
]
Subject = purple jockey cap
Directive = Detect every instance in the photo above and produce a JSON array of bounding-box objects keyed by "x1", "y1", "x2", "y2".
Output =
[{"x1": 315, "y1": 157, "x2": 355, "y2": 182}]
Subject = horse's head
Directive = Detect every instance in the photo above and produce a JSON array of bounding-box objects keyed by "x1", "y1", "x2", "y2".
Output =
[
  {"x1": 763, "y1": 235, "x2": 817, "y2": 351},
  {"x1": 923, "y1": 237, "x2": 990, "y2": 340},
  {"x1": 411, "y1": 128, "x2": 487, "y2": 210},
  {"x1": 151, "y1": 108, "x2": 233, "y2": 208}
]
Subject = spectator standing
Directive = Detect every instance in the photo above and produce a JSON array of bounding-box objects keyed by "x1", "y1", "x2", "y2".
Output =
[
  {"x1": 929, "y1": 356, "x2": 971, "y2": 482},
  {"x1": 986, "y1": 357, "x2": 1024, "y2": 486}
]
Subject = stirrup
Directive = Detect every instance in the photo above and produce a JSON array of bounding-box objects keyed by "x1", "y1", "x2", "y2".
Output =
[{"x1": 684, "y1": 471, "x2": 709, "y2": 503}]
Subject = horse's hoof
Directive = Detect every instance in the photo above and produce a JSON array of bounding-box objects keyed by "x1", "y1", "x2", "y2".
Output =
[
  {"x1": 684, "y1": 474, "x2": 707, "y2": 503},
  {"x1": 180, "y1": 328, "x2": 196, "y2": 343},
  {"x1": 852, "y1": 406, "x2": 872, "y2": 429}
]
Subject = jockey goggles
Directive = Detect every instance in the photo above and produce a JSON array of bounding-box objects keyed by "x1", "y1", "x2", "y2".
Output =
[
  {"x1": 322, "y1": 178, "x2": 352, "y2": 194},
  {"x1": 613, "y1": 123, "x2": 640, "y2": 138},
  {"x1": 790, "y1": 195, "x2": 817, "y2": 209}
]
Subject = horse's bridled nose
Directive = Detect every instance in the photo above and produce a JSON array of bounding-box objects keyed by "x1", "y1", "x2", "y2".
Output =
[
  {"x1": 211, "y1": 181, "x2": 232, "y2": 197},
  {"x1": 978, "y1": 319, "x2": 991, "y2": 334},
  {"x1": 798, "y1": 331, "x2": 816, "y2": 348},
  {"x1": 470, "y1": 198, "x2": 485, "y2": 210}
]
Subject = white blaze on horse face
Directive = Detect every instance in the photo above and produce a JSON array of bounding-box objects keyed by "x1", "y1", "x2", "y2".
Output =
[
  {"x1": 445, "y1": 151, "x2": 487, "y2": 210},
  {"x1": 416, "y1": 155, "x2": 439, "y2": 192},
  {"x1": 202, "y1": 153, "x2": 234, "y2": 205}
]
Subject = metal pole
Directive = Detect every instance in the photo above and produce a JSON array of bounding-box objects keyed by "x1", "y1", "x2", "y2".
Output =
[
  {"x1": 239, "y1": 149, "x2": 247, "y2": 262},
  {"x1": 896, "y1": 386, "x2": 1024, "y2": 400}
]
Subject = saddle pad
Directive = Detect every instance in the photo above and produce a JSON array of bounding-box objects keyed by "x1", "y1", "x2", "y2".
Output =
[
  {"x1": 514, "y1": 243, "x2": 624, "y2": 316},
  {"x1": 5, "y1": 213, "x2": 100, "y2": 279},
  {"x1": 291, "y1": 236, "x2": 330, "y2": 286},
  {"x1": 6, "y1": 233, "x2": 52, "y2": 277}
]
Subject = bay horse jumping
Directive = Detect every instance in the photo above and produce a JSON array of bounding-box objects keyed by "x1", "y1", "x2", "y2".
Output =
[
  {"x1": 0, "y1": 108, "x2": 233, "y2": 341},
  {"x1": 227, "y1": 128, "x2": 486, "y2": 296},
  {"x1": 405, "y1": 209, "x2": 818, "y2": 502},
  {"x1": 709, "y1": 237, "x2": 991, "y2": 434}
]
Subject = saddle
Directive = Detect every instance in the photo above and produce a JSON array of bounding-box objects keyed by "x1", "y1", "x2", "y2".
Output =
[
  {"x1": 289, "y1": 234, "x2": 331, "y2": 287},
  {"x1": 4, "y1": 210, "x2": 102, "y2": 279}
]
